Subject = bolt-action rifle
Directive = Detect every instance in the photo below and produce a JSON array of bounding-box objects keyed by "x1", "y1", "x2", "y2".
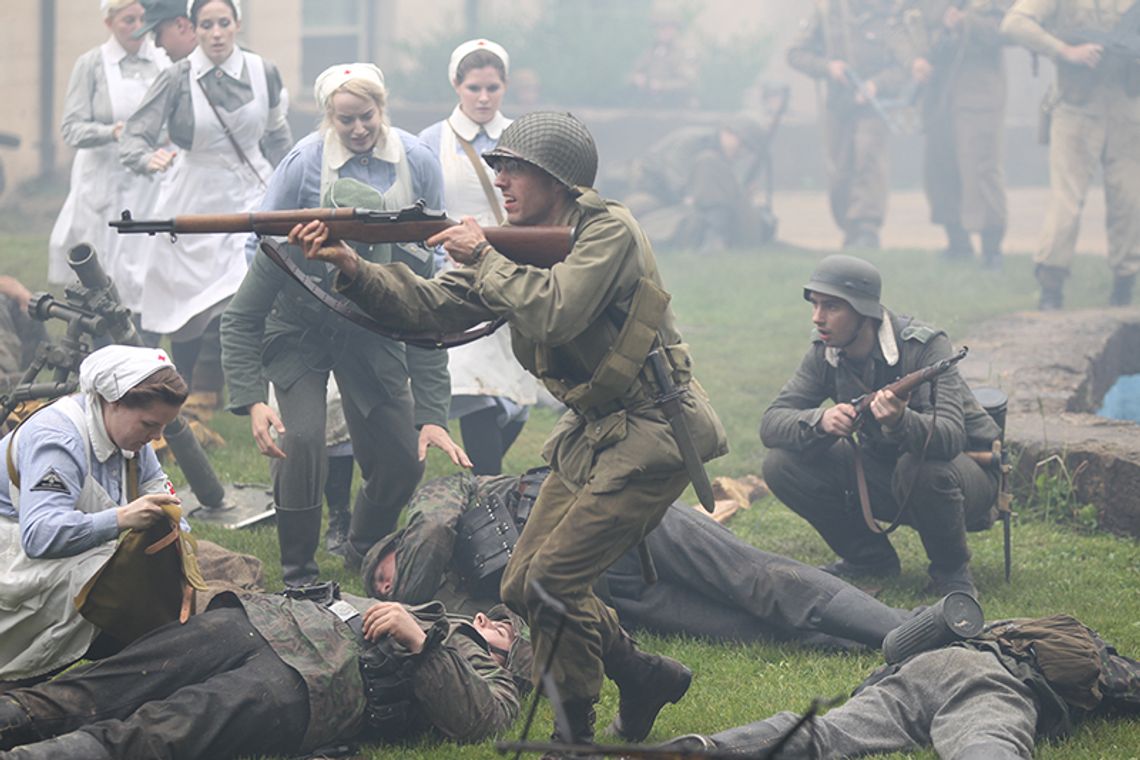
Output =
[
  {"x1": 842, "y1": 67, "x2": 905, "y2": 135},
  {"x1": 848, "y1": 346, "x2": 968, "y2": 427},
  {"x1": 110, "y1": 201, "x2": 576, "y2": 269}
]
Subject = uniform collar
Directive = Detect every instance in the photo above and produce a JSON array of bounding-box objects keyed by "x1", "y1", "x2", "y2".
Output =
[
  {"x1": 324, "y1": 125, "x2": 402, "y2": 171},
  {"x1": 103, "y1": 36, "x2": 132, "y2": 64},
  {"x1": 84, "y1": 396, "x2": 135, "y2": 464},
  {"x1": 447, "y1": 104, "x2": 510, "y2": 141},
  {"x1": 189, "y1": 45, "x2": 244, "y2": 80},
  {"x1": 823, "y1": 308, "x2": 899, "y2": 368}
]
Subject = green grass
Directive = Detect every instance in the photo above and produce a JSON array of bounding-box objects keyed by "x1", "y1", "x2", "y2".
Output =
[{"x1": 4, "y1": 209, "x2": 1139, "y2": 759}]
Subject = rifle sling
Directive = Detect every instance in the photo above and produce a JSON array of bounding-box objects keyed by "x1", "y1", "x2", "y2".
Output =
[
  {"x1": 449, "y1": 122, "x2": 505, "y2": 226},
  {"x1": 197, "y1": 78, "x2": 266, "y2": 189},
  {"x1": 258, "y1": 238, "x2": 505, "y2": 350},
  {"x1": 852, "y1": 379, "x2": 939, "y2": 536}
]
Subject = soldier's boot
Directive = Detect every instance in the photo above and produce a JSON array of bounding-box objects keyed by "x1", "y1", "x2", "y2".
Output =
[
  {"x1": 980, "y1": 227, "x2": 1004, "y2": 270},
  {"x1": 323, "y1": 455, "x2": 354, "y2": 556},
  {"x1": 700, "y1": 715, "x2": 807, "y2": 755},
  {"x1": 0, "y1": 698, "x2": 37, "y2": 751},
  {"x1": 600, "y1": 630, "x2": 692, "y2": 742},
  {"x1": 815, "y1": 587, "x2": 910, "y2": 649},
  {"x1": 1036, "y1": 265, "x2": 1067, "y2": 311},
  {"x1": 1110, "y1": 273, "x2": 1136, "y2": 307},
  {"x1": 925, "y1": 562, "x2": 977, "y2": 599},
  {"x1": 276, "y1": 504, "x2": 323, "y2": 587},
  {"x1": 940, "y1": 223, "x2": 974, "y2": 260},
  {"x1": 540, "y1": 699, "x2": 596, "y2": 760},
  {"x1": 2, "y1": 731, "x2": 110, "y2": 760},
  {"x1": 820, "y1": 539, "x2": 901, "y2": 580}
]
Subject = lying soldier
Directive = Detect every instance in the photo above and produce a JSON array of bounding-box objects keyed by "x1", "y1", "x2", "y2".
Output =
[
  {"x1": 657, "y1": 614, "x2": 1140, "y2": 759},
  {"x1": 0, "y1": 591, "x2": 530, "y2": 759},
  {"x1": 362, "y1": 470, "x2": 914, "y2": 652}
]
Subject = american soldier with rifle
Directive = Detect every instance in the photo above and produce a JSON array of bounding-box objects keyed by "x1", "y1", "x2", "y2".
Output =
[
  {"x1": 1002, "y1": 0, "x2": 1140, "y2": 309},
  {"x1": 760, "y1": 255, "x2": 1002, "y2": 598}
]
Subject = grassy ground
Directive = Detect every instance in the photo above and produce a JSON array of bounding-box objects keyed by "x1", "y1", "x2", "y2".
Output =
[{"x1": 4, "y1": 207, "x2": 1139, "y2": 758}]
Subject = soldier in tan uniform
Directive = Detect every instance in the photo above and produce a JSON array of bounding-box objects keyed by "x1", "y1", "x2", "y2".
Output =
[
  {"x1": 286, "y1": 111, "x2": 728, "y2": 753},
  {"x1": 788, "y1": 0, "x2": 909, "y2": 249},
  {"x1": 899, "y1": 0, "x2": 1011, "y2": 267},
  {"x1": 1002, "y1": 0, "x2": 1140, "y2": 308}
]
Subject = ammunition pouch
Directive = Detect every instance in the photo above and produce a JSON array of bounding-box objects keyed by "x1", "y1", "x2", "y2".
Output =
[
  {"x1": 357, "y1": 636, "x2": 426, "y2": 743},
  {"x1": 278, "y1": 580, "x2": 341, "y2": 606},
  {"x1": 454, "y1": 492, "x2": 519, "y2": 597},
  {"x1": 507, "y1": 466, "x2": 550, "y2": 528}
]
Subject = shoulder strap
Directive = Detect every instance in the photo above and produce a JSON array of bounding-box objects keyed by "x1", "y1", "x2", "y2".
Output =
[
  {"x1": 449, "y1": 122, "x2": 505, "y2": 225},
  {"x1": 196, "y1": 77, "x2": 266, "y2": 188},
  {"x1": 4, "y1": 401, "x2": 60, "y2": 489}
]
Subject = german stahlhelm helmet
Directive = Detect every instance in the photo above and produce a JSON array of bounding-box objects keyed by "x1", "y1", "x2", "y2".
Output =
[
  {"x1": 483, "y1": 111, "x2": 598, "y2": 191},
  {"x1": 803, "y1": 254, "x2": 883, "y2": 318}
]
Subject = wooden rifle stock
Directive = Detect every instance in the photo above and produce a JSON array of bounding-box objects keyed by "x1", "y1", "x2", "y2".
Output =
[
  {"x1": 850, "y1": 346, "x2": 969, "y2": 423},
  {"x1": 110, "y1": 202, "x2": 575, "y2": 269}
]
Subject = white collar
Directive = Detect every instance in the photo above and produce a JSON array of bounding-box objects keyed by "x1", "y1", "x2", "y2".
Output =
[
  {"x1": 446, "y1": 104, "x2": 510, "y2": 141},
  {"x1": 189, "y1": 45, "x2": 244, "y2": 80},
  {"x1": 84, "y1": 395, "x2": 135, "y2": 463},
  {"x1": 323, "y1": 125, "x2": 402, "y2": 171},
  {"x1": 103, "y1": 35, "x2": 132, "y2": 64},
  {"x1": 823, "y1": 309, "x2": 899, "y2": 368}
]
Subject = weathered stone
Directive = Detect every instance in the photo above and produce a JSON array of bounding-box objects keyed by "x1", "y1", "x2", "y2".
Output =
[{"x1": 959, "y1": 309, "x2": 1140, "y2": 538}]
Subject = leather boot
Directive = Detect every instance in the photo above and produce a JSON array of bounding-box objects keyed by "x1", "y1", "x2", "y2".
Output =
[
  {"x1": 814, "y1": 588, "x2": 910, "y2": 649},
  {"x1": 925, "y1": 562, "x2": 978, "y2": 598},
  {"x1": 600, "y1": 631, "x2": 692, "y2": 742},
  {"x1": 1110, "y1": 273, "x2": 1136, "y2": 307},
  {"x1": 1036, "y1": 265, "x2": 1067, "y2": 311},
  {"x1": 541, "y1": 698, "x2": 596, "y2": 760},
  {"x1": 3, "y1": 731, "x2": 111, "y2": 760},
  {"x1": 941, "y1": 223, "x2": 974, "y2": 260},
  {"x1": 980, "y1": 227, "x2": 1004, "y2": 270},
  {"x1": 276, "y1": 504, "x2": 323, "y2": 587},
  {"x1": 324, "y1": 455, "x2": 353, "y2": 556},
  {"x1": 707, "y1": 713, "x2": 808, "y2": 755},
  {"x1": 0, "y1": 698, "x2": 37, "y2": 751}
]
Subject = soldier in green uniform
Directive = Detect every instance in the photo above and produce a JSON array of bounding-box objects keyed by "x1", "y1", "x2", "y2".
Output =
[
  {"x1": 0, "y1": 278, "x2": 45, "y2": 396},
  {"x1": 288, "y1": 111, "x2": 728, "y2": 750},
  {"x1": 897, "y1": 0, "x2": 1011, "y2": 267},
  {"x1": 760, "y1": 255, "x2": 1000, "y2": 598},
  {"x1": 788, "y1": 0, "x2": 909, "y2": 249},
  {"x1": 622, "y1": 116, "x2": 773, "y2": 251},
  {"x1": 0, "y1": 593, "x2": 528, "y2": 759},
  {"x1": 1002, "y1": 0, "x2": 1140, "y2": 308}
]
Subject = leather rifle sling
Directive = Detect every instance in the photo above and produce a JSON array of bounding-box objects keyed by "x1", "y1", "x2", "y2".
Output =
[
  {"x1": 258, "y1": 238, "x2": 506, "y2": 349},
  {"x1": 450, "y1": 122, "x2": 505, "y2": 225}
]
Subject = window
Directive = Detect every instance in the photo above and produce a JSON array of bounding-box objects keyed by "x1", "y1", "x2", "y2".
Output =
[{"x1": 301, "y1": 0, "x2": 365, "y2": 99}]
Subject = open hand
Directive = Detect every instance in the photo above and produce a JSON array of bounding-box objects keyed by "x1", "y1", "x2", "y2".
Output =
[
  {"x1": 249, "y1": 402, "x2": 286, "y2": 459},
  {"x1": 146, "y1": 148, "x2": 176, "y2": 173},
  {"x1": 1062, "y1": 43, "x2": 1103, "y2": 68},
  {"x1": 418, "y1": 423, "x2": 474, "y2": 468}
]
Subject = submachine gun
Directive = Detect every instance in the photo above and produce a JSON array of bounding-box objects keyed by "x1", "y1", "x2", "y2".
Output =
[
  {"x1": 0, "y1": 244, "x2": 230, "y2": 513},
  {"x1": 1061, "y1": 0, "x2": 1140, "y2": 61}
]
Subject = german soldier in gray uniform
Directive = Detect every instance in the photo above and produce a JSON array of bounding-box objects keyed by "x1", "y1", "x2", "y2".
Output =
[
  {"x1": 788, "y1": 0, "x2": 908, "y2": 249},
  {"x1": 898, "y1": 0, "x2": 1012, "y2": 266},
  {"x1": 286, "y1": 111, "x2": 727, "y2": 750},
  {"x1": 760, "y1": 255, "x2": 1000, "y2": 598}
]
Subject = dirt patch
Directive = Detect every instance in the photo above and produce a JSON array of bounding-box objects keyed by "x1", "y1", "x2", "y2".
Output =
[{"x1": 960, "y1": 308, "x2": 1140, "y2": 537}]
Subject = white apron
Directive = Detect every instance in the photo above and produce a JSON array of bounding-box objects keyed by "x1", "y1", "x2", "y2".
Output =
[
  {"x1": 439, "y1": 119, "x2": 537, "y2": 406},
  {"x1": 140, "y1": 51, "x2": 271, "y2": 334},
  {"x1": 48, "y1": 39, "x2": 165, "y2": 292},
  {"x1": 0, "y1": 397, "x2": 122, "y2": 680}
]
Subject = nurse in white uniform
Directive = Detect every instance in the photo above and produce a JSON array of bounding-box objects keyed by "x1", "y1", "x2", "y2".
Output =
[
  {"x1": 119, "y1": 0, "x2": 291, "y2": 387},
  {"x1": 0, "y1": 346, "x2": 187, "y2": 687},
  {"x1": 418, "y1": 39, "x2": 537, "y2": 475},
  {"x1": 48, "y1": 0, "x2": 170, "y2": 312}
]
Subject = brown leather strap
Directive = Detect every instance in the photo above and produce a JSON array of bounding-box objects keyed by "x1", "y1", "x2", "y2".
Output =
[
  {"x1": 258, "y1": 238, "x2": 505, "y2": 349},
  {"x1": 450, "y1": 122, "x2": 505, "y2": 225},
  {"x1": 197, "y1": 78, "x2": 266, "y2": 188},
  {"x1": 126, "y1": 456, "x2": 139, "y2": 502}
]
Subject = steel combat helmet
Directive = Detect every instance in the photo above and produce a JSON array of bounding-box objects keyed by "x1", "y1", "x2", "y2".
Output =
[
  {"x1": 483, "y1": 111, "x2": 598, "y2": 191},
  {"x1": 803, "y1": 254, "x2": 883, "y2": 318}
]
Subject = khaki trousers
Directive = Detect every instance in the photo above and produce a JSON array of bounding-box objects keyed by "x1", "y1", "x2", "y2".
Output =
[
  {"x1": 500, "y1": 470, "x2": 688, "y2": 701},
  {"x1": 1038, "y1": 94, "x2": 1140, "y2": 276}
]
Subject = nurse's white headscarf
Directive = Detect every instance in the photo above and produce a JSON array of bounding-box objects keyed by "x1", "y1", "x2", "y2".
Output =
[
  {"x1": 79, "y1": 345, "x2": 176, "y2": 403},
  {"x1": 448, "y1": 38, "x2": 509, "y2": 85}
]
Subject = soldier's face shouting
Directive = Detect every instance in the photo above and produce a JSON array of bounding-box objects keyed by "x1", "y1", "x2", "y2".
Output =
[
  {"x1": 493, "y1": 159, "x2": 568, "y2": 226},
  {"x1": 808, "y1": 292, "x2": 862, "y2": 348}
]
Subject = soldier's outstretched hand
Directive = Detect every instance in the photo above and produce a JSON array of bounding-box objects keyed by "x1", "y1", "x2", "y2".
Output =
[{"x1": 418, "y1": 423, "x2": 474, "y2": 468}]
